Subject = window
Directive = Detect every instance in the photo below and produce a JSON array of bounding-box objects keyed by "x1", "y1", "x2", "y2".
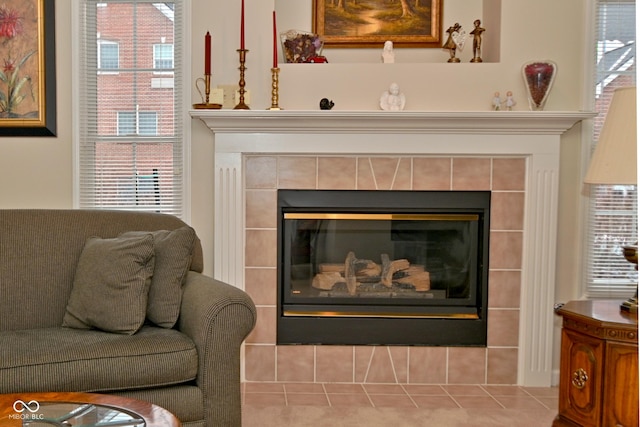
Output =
[
  {"x1": 154, "y1": 44, "x2": 174, "y2": 70},
  {"x1": 98, "y1": 40, "x2": 119, "y2": 70},
  {"x1": 75, "y1": 1, "x2": 186, "y2": 216},
  {"x1": 585, "y1": 0, "x2": 637, "y2": 298},
  {"x1": 117, "y1": 111, "x2": 158, "y2": 136}
]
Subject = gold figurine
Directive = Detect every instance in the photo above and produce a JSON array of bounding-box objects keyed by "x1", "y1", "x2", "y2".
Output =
[
  {"x1": 470, "y1": 19, "x2": 486, "y2": 63},
  {"x1": 442, "y1": 23, "x2": 462, "y2": 63}
]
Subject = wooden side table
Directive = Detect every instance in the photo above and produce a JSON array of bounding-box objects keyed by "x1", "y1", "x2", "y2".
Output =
[
  {"x1": 0, "y1": 392, "x2": 181, "y2": 426},
  {"x1": 553, "y1": 300, "x2": 638, "y2": 427}
]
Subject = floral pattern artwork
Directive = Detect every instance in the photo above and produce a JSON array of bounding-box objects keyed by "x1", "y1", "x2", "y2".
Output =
[
  {"x1": 280, "y1": 30, "x2": 327, "y2": 63},
  {"x1": 0, "y1": 0, "x2": 38, "y2": 119}
]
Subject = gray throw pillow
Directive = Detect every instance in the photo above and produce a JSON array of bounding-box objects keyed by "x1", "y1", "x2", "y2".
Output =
[
  {"x1": 63, "y1": 234, "x2": 155, "y2": 335},
  {"x1": 120, "y1": 226, "x2": 196, "y2": 328}
]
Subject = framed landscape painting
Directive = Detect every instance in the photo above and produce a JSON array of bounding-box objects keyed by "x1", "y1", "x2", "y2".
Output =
[
  {"x1": 313, "y1": 0, "x2": 442, "y2": 48},
  {"x1": 0, "y1": 0, "x2": 56, "y2": 136}
]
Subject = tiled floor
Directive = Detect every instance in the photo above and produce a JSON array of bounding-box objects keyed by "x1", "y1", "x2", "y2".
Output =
[{"x1": 242, "y1": 382, "x2": 559, "y2": 411}]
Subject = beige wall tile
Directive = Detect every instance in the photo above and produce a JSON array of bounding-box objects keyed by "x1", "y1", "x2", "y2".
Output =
[
  {"x1": 245, "y1": 156, "x2": 277, "y2": 189},
  {"x1": 487, "y1": 309, "x2": 520, "y2": 347},
  {"x1": 493, "y1": 158, "x2": 526, "y2": 191},
  {"x1": 452, "y1": 158, "x2": 492, "y2": 190},
  {"x1": 318, "y1": 157, "x2": 357, "y2": 189},
  {"x1": 489, "y1": 231, "x2": 523, "y2": 270},
  {"x1": 487, "y1": 348, "x2": 519, "y2": 384},
  {"x1": 278, "y1": 156, "x2": 317, "y2": 189},
  {"x1": 245, "y1": 267, "x2": 277, "y2": 306},
  {"x1": 488, "y1": 271, "x2": 521, "y2": 309},
  {"x1": 357, "y1": 158, "x2": 377, "y2": 190},
  {"x1": 413, "y1": 157, "x2": 451, "y2": 190},
  {"x1": 408, "y1": 347, "x2": 447, "y2": 384},
  {"x1": 245, "y1": 306, "x2": 276, "y2": 344},
  {"x1": 447, "y1": 347, "x2": 486, "y2": 384},
  {"x1": 276, "y1": 345, "x2": 315, "y2": 382},
  {"x1": 491, "y1": 191, "x2": 525, "y2": 231},
  {"x1": 363, "y1": 347, "x2": 401, "y2": 383},
  {"x1": 368, "y1": 157, "x2": 401, "y2": 190},
  {"x1": 245, "y1": 229, "x2": 277, "y2": 268},
  {"x1": 354, "y1": 346, "x2": 372, "y2": 382},
  {"x1": 245, "y1": 345, "x2": 276, "y2": 381},
  {"x1": 316, "y1": 346, "x2": 355, "y2": 383},
  {"x1": 246, "y1": 189, "x2": 277, "y2": 228}
]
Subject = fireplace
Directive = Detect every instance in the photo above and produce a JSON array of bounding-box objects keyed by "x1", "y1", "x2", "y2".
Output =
[
  {"x1": 277, "y1": 189, "x2": 491, "y2": 346},
  {"x1": 192, "y1": 110, "x2": 592, "y2": 386}
]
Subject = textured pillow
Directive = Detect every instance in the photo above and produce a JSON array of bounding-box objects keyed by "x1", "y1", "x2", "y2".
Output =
[
  {"x1": 63, "y1": 234, "x2": 155, "y2": 335},
  {"x1": 120, "y1": 226, "x2": 196, "y2": 328}
]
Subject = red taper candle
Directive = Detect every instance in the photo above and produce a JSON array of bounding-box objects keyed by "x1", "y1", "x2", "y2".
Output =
[
  {"x1": 272, "y1": 11, "x2": 277, "y2": 68},
  {"x1": 204, "y1": 31, "x2": 211, "y2": 75},
  {"x1": 240, "y1": 0, "x2": 245, "y2": 50}
]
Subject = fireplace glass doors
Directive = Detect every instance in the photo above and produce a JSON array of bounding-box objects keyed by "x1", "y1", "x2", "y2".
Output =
[{"x1": 277, "y1": 190, "x2": 491, "y2": 346}]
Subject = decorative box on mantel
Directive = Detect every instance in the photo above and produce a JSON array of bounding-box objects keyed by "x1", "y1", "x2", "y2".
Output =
[{"x1": 191, "y1": 110, "x2": 594, "y2": 388}]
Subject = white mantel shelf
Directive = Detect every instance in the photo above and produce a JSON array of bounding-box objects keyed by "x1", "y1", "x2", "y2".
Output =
[{"x1": 191, "y1": 110, "x2": 595, "y2": 135}]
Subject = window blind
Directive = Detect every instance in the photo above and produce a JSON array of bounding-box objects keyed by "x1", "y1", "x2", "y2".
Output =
[
  {"x1": 76, "y1": 0, "x2": 185, "y2": 216},
  {"x1": 585, "y1": 0, "x2": 637, "y2": 298}
]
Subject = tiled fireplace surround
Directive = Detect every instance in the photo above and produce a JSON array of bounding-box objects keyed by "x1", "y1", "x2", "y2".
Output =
[{"x1": 192, "y1": 110, "x2": 591, "y2": 388}]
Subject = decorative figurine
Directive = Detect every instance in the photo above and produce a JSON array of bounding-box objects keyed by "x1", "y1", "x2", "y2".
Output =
[
  {"x1": 382, "y1": 40, "x2": 395, "y2": 63},
  {"x1": 505, "y1": 91, "x2": 516, "y2": 110},
  {"x1": 380, "y1": 82, "x2": 406, "y2": 111},
  {"x1": 319, "y1": 98, "x2": 335, "y2": 110},
  {"x1": 493, "y1": 92, "x2": 502, "y2": 110},
  {"x1": 442, "y1": 23, "x2": 463, "y2": 63},
  {"x1": 470, "y1": 19, "x2": 485, "y2": 63}
]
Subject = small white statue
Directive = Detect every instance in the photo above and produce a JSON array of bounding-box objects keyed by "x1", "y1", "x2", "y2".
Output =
[
  {"x1": 505, "y1": 91, "x2": 516, "y2": 110},
  {"x1": 492, "y1": 92, "x2": 501, "y2": 110},
  {"x1": 380, "y1": 82, "x2": 405, "y2": 111},
  {"x1": 382, "y1": 40, "x2": 395, "y2": 64}
]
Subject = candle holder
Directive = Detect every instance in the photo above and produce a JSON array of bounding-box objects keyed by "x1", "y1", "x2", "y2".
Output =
[
  {"x1": 268, "y1": 67, "x2": 282, "y2": 110},
  {"x1": 234, "y1": 49, "x2": 250, "y2": 110},
  {"x1": 193, "y1": 74, "x2": 222, "y2": 109}
]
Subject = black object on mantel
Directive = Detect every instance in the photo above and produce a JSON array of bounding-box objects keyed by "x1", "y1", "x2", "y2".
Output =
[{"x1": 319, "y1": 98, "x2": 335, "y2": 110}]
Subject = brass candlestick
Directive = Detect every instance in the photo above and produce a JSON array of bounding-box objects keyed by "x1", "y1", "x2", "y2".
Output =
[
  {"x1": 234, "y1": 49, "x2": 250, "y2": 110},
  {"x1": 193, "y1": 74, "x2": 222, "y2": 109},
  {"x1": 268, "y1": 67, "x2": 282, "y2": 110}
]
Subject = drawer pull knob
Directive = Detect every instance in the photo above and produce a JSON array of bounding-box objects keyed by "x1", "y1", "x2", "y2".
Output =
[{"x1": 571, "y1": 368, "x2": 588, "y2": 389}]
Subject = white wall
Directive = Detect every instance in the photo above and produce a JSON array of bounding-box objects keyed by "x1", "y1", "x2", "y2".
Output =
[{"x1": 0, "y1": 0, "x2": 588, "y2": 306}]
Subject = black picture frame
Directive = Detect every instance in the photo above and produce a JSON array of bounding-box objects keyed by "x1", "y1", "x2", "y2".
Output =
[{"x1": 0, "y1": 0, "x2": 56, "y2": 137}]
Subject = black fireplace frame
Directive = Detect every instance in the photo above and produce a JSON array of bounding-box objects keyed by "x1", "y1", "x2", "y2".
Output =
[{"x1": 277, "y1": 190, "x2": 491, "y2": 346}]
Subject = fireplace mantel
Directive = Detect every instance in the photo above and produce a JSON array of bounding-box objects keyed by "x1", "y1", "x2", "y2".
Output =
[
  {"x1": 192, "y1": 109, "x2": 594, "y2": 388},
  {"x1": 191, "y1": 110, "x2": 594, "y2": 135}
]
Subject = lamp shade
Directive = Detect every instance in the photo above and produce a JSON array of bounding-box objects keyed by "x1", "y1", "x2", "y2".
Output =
[{"x1": 584, "y1": 86, "x2": 637, "y2": 185}]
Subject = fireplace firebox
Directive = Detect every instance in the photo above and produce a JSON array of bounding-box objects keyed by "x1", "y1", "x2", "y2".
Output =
[{"x1": 277, "y1": 190, "x2": 491, "y2": 346}]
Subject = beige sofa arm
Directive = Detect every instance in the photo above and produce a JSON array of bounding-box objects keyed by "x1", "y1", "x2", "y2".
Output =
[{"x1": 178, "y1": 271, "x2": 256, "y2": 427}]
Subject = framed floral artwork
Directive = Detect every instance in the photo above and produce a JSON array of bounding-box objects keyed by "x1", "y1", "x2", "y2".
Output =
[
  {"x1": 313, "y1": 0, "x2": 442, "y2": 48},
  {"x1": 0, "y1": 0, "x2": 56, "y2": 136}
]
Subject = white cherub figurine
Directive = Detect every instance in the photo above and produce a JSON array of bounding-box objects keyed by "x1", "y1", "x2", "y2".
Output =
[
  {"x1": 380, "y1": 82, "x2": 405, "y2": 111},
  {"x1": 382, "y1": 40, "x2": 395, "y2": 63}
]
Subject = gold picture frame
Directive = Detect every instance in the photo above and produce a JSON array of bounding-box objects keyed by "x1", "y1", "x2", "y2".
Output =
[
  {"x1": 0, "y1": 0, "x2": 56, "y2": 136},
  {"x1": 313, "y1": 0, "x2": 442, "y2": 48}
]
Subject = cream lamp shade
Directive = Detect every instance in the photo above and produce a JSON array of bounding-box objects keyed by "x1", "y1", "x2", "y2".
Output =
[{"x1": 584, "y1": 86, "x2": 637, "y2": 185}]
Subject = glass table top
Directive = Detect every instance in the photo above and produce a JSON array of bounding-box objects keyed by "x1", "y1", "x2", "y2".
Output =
[{"x1": 20, "y1": 402, "x2": 145, "y2": 427}]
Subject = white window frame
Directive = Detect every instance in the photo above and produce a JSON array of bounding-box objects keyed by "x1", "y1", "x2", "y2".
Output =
[
  {"x1": 582, "y1": 0, "x2": 637, "y2": 299},
  {"x1": 72, "y1": 0, "x2": 192, "y2": 219}
]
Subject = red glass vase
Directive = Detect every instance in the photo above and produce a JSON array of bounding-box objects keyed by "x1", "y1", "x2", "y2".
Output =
[{"x1": 522, "y1": 60, "x2": 557, "y2": 111}]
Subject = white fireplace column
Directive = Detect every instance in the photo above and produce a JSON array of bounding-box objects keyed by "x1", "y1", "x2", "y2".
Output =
[{"x1": 192, "y1": 110, "x2": 593, "y2": 387}]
